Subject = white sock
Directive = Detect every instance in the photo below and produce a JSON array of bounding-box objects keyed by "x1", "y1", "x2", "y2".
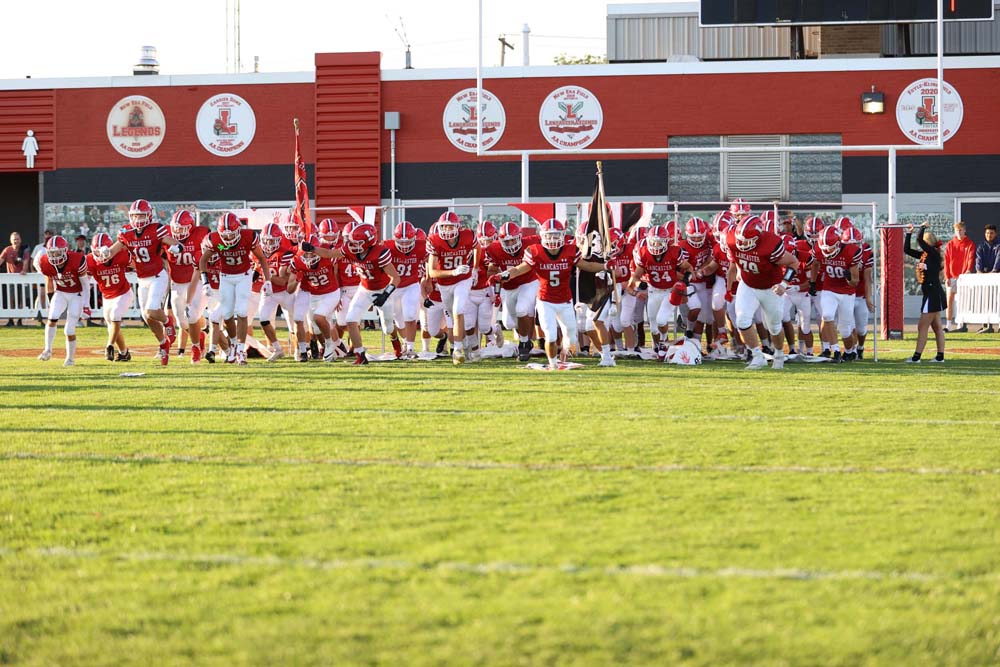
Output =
[
  {"x1": 751, "y1": 346, "x2": 763, "y2": 357},
  {"x1": 519, "y1": 334, "x2": 529, "y2": 343},
  {"x1": 66, "y1": 338, "x2": 76, "y2": 360},
  {"x1": 822, "y1": 341, "x2": 830, "y2": 351},
  {"x1": 601, "y1": 344, "x2": 610, "y2": 355},
  {"x1": 548, "y1": 356, "x2": 558, "y2": 369},
  {"x1": 405, "y1": 340, "x2": 414, "y2": 352},
  {"x1": 454, "y1": 341, "x2": 464, "y2": 351},
  {"x1": 946, "y1": 320, "x2": 952, "y2": 328},
  {"x1": 832, "y1": 344, "x2": 841, "y2": 353},
  {"x1": 421, "y1": 338, "x2": 430, "y2": 352},
  {"x1": 357, "y1": 346, "x2": 366, "y2": 354},
  {"x1": 236, "y1": 342, "x2": 245, "y2": 354},
  {"x1": 298, "y1": 342, "x2": 307, "y2": 354},
  {"x1": 325, "y1": 337, "x2": 335, "y2": 352},
  {"x1": 44, "y1": 325, "x2": 56, "y2": 352}
]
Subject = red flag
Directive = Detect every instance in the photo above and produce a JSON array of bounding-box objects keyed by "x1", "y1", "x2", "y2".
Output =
[
  {"x1": 507, "y1": 202, "x2": 554, "y2": 224},
  {"x1": 292, "y1": 120, "x2": 313, "y2": 237}
]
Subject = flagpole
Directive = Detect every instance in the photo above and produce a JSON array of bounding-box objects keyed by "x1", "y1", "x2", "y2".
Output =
[{"x1": 595, "y1": 161, "x2": 620, "y2": 310}]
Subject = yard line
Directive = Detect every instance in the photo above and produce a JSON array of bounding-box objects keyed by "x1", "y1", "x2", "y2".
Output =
[
  {"x1": 1, "y1": 545, "x2": 990, "y2": 584},
  {"x1": 5, "y1": 451, "x2": 999, "y2": 476},
  {"x1": 5, "y1": 405, "x2": 1000, "y2": 427}
]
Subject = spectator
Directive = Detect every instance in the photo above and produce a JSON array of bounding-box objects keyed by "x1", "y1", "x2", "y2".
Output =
[
  {"x1": 904, "y1": 222, "x2": 946, "y2": 363},
  {"x1": 943, "y1": 221, "x2": 977, "y2": 332},
  {"x1": 1, "y1": 232, "x2": 31, "y2": 326},
  {"x1": 974, "y1": 224, "x2": 1000, "y2": 332},
  {"x1": 74, "y1": 234, "x2": 88, "y2": 253}
]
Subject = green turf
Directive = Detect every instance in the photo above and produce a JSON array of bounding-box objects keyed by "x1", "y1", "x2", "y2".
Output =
[{"x1": 2, "y1": 325, "x2": 999, "y2": 666}]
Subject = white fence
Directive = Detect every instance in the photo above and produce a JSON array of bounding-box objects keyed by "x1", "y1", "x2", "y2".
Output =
[
  {"x1": 0, "y1": 274, "x2": 144, "y2": 320},
  {"x1": 955, "y1": 274, "x2": 1000, "y2": 327}
]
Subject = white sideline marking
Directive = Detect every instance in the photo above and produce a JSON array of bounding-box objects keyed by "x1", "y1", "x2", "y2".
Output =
[
  {"x1": 5, "y1": 452, "x2": 999, "y2": 477},
  {"x1": 2, "y1": 546, "x2": 982, "y2": 584},
  {"x1": 7, "y1": 405, "x2": 1000, "y2": 428}
]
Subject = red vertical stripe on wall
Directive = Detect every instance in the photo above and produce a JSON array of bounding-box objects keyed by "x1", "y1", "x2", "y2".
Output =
[
  {"x1": 314, "y1": 52, "x2": 381, "y2": 208},
  {"x1": 0, "y1": 90, "x2": 56, "y2": 171}
]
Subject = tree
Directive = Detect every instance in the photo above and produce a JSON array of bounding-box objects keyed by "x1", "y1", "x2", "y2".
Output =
[{"x1": 553, "y1": 53, "x2": 607, "y2": 65}]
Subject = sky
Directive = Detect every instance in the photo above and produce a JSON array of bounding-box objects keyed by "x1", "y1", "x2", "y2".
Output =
[{"x1": 0, "y1": 0, "x2": 645, "y2": 80}]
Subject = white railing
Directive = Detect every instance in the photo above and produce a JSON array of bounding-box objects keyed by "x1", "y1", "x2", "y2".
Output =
[
  {"x1": 955, "y1": 274, "x2": 1000, "y2": 327},
  {"x1": 0, "y1": 273, "x2": 144, "y2": 320}
]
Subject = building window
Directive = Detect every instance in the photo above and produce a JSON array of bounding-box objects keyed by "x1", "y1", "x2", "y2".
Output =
[{"x1": 721, "y1": 135, "x2": 789, "y2": 201}]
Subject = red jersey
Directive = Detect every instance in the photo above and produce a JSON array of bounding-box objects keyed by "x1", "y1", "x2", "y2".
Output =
[
  {"x1": 291, "y1": 256, "x2": 340, "y2": 295},
  {"x1": 427, "y1": 229, "x2": 476, "y2": 286},
  {"x1": 790, "y1": 239, "x2": 814, "y2": 287},
  {"x1": 633, "y1": 242, "x2": 684, "y2": 290},
  {"x1": 677, "y1": 240, "x2": 715, "y2": 283},
  {"x1": 855, "y1": 243, "x2": 874, "y2": 297},
  {"x1": 86, "y1": 251, "x2": 131, "y2": 299},
  {"x1": 523, "y1": 243, "x2": 580, "y2": 304},
  {"x1": 265, "y1": 248, "x2": 294, "y2": 291},
  {"x1": 725, "y1": 229, "x2": 787, "y2": 289},
  {"x1": 712, "y1": 242, "x2": 731, "y2": 278},
  {"x1": 606, "y1": 253, "x2": 631, "y2": 284},
  {"x1": 165, "y1": 226, "x2": 209, "y2": 284},
  {"x1": 117, "y1": 223, "x2": 169, "y2": 279},
  {"x1": 817, "y1": 243, "x2": 862, "y2": 295},
  {"x1": 203, "y1": 228, "x2": 257, "y2": 275},
  {"x1": 426, "y1": 280, "x2": 442, "y2": 302},
  {"x1": 343, "y1": 243, "x2": 393, "y2": 291},
  {"x1": 386, "y1": 239, "x2": 426, "y2": 289},
  {"x1": 39, "y1": 252, "x2": 87, "y2": 294},
  {"x1": 484, "y1": 235, "x2": 538, "y2": 289}
]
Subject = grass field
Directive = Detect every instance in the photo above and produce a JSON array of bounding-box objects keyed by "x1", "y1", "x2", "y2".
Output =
[{"x1": 2, "y1": 325, "x2": 999, "y2": 666}]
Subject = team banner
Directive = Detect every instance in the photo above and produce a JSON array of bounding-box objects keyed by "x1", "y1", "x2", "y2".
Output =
[{"x1": 292, "y1": 118, "x2": 313, "y2": 237}]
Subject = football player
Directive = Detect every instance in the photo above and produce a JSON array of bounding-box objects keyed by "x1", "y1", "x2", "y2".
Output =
[
  {"x1": 677, "y1": 217, "x2": 718, "y2": 351},
  {"x1": 255, "y1": 222, "x2": 296, "y2": 361},
  {"x1": 35, "y1": 235, "x2": 89, "y2": 367},
  {"x1": 287, "y1": 234, "x2": 343, "y2": 362},
  {"x1": 709, "y1": 211, "x2": 736, "y2": 356},
  {"x1": 725, "y1": 215, "x2": 800, "y2": 370},
  {"x1": 484, "y1": 221, "x2": 539, "y2": 361},
  {"x1": 87, "y1": 233, "x2": 133, "y2": 362},
  {"x1": 492, "y1": 219, "x2": 607, "y2": 370},
  {"x1": 784, "y1": 230, "x2": 816, "y2": 356},
  {"x1": 844, "y1": 225, "x2": 875, "y2": 359},
  {"x1": 425, "y1": 212, "x2": 477, "y2": 365},
  {"x1": 816, "y1": 225, "x2": 862, "y2": 362},
  {"x1": 104, "y1": 199, "x2": 185, "y2": 365},
  {"x1": 627, "y1": 222, "x2": 695, "y2": 358},
  {"x1": 165, "y1": 210, "x2": 209, "y2": 363},
  {"x1": 464, "y1": 220, "x2": 499, "y2": 360},
  {"x1": 387, "y1": 220, "x2": 427, "y2": 359},
  {"x1": 198, "y1": 212, "x2": 271, "y2": 366}
]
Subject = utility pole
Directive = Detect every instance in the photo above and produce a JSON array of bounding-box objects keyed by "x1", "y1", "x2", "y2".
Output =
[{"x1": 498, "y1": 35, "x2": 514, "y2": 66}]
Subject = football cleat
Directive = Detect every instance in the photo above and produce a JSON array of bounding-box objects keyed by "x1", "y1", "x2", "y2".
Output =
[
  {"x1": 452, "y1": 348, "x2": 466, "y2": 365},
  {"x1": 353, "y1": 351, "x2": 369, "y2": 365},
  {"x1": 116, "y1": 350, "x2": 132, "y2": 362},
  {"x1": 832, "y1": 351, "x2": 843, "y2": 363},
  {"x1": 309, "y1": 339, "x2": 320, "y2": 360},
  {"x1": 435, "y1": 336, "x2": 448, "y2": 355},
  {"x1": 37, "y1": 350, "x2": 52, "y2": 361},
  {"x1": 159, "y1": 340, "x2": 170, "y2": 366},
  {"x1": 164, "y1": 316, "x2": 177, "y2": 346},
  {"x1": 905, "y1": 356, "x2": 921, "y2": 364},
  {"x1": 820, "y1": 349, "x2": 832, "y2": 359},
  {"x1": 267, "y1": 346, "x2": 285, "y2": 362},
  {"x1": 598, "y1": 354, "x2": 616, "y2": 367},
  {"x1": 225, "y1": 346, "x2": 237, "y2": 364},
  {"x1": 857, "y1": 349, "x2": 865, "y2": 360},
  {"x1": 236, "y1": 350, "x2": 247, "y2": 366},
  {"x1": 843, "y1": 351, "x2": 857, "y2": 362},
  {"x1": 771, "y1": 353, "x2": 785, "y2": 370},
  {"x1": 745, "y1": 355, "x2": 768, "y2": 370},
  {"x1": 105, "y1": 345, "x2": 115, "y2": 362},
  {"x1": 191, "y1": 345, "x2": 202, "y2": 364},
  {"x1": 63, "y1": 358, "x2": 75, "y2": 367},
  {"x1": 298, "y1": 352, "x2": 309, "y2": 363},
  {"x1": 517, "y1": 341, "x2": 531, "y2": 362}
]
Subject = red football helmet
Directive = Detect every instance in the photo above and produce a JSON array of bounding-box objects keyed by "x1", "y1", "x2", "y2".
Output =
[
  {"x1": 729, "y1": 198, "x2": 751, "y2": 219},
  {"x1": 393, "y1": 220, "x2": 418, "y2": 253},
  {"x1": 260, "y1": 222, "x2": 283, "y2": 255},
  {"x1": 628, "y1": 225, "x2": 648, "y2": 245},
  {"x1": 128, "y1": 199, "x2": 153, "y2": 228},
  {"x1": 804, "y1": 216, "x2": 826, "y2": 242},
  {"x1": 318, "y1": 219, "x2": 341, "y2": 246},
  {"x1": 842, "y1": 226, "x2": 864, "y2": 245},
  {"x1": 281, "y1": 215, "x2": 303, "y2": 244},
  {"x1": 416, "y1": 227, "x2": 427, "y2": 243},
  {"x1": 781, "y1": 233, "x2": 797, "y2": 254},
  {"x1": 217, "y1": 212, "x2": 242, "y2": 247},
  {"x1": 346, "y1": 221, "x2": 377, "y2": 255},
  {"x1": 734, "y1": 216, "x2": 763, "y2": 252},
  {"x1": 712, "y1": 210, "x2": 734, "y2": 242},
  {"x1": 476, "y1": 220, "x2": 498, "y2": 248},
  {"x1": 300, "y1": 234, "x2": 321, "y2": 267},
  {"x1": 498, "y1": 221, "x2": 522, "y2": 254},
  {"x1": 834, "y1": 216, "x2": 855, "y2": 235},
  {"x1": 606, "y1": 227, "x2": 625, "y2": 258},
  {"x1": 46, "y1": 235, "x2": 70, "y2": 266},
  {"x1": 170, "y1": 210, "x2": 195, "y2": 241},
  {"x1": 539, "y1": 218, "x2": 566, "y2": 252},
  {"x1": 685, "y1": 217, "x2": 709, "y2": 248},
  {"x1": 91, "y1": 233, "x2": 113, "y2": 262},
  {"x1": 437, "y1": 211, "x2": 461, "y2": 241},
  {"x1": 760, "y1": 210, "x2": 778, "y2": 234},
  {"x1": 647, "y1": 225, "x2": 671, "y2": 255},
  {"x1": 818, "y1": 226, "x2": 842, "y2": 258}
]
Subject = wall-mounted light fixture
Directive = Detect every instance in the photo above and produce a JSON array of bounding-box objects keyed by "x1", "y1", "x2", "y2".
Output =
[{"x1": 862, "y1": 85, "x2": 885, "y2": 114}]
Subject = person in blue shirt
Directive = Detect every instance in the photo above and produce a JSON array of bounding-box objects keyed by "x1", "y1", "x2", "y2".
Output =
[{"x1": 974, "y1": 224, "x2": 1000, "y2": 333}]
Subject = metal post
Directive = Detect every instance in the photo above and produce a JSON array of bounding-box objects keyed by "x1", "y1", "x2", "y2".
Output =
[
  {"x1": 520, "y1": 153, "x2": 529, "y2": 226},
  {"x1": 476, "y1": 0, "x2": 483, "y2": 155},
  {"x1": 390, "y1": 128, "x2": 397, "y2": 229},
  {"x1": 522, "y1": 23, "x2": 530, "y2": 66},
  {"x1": 871, "y1": 202, "x2": 879, "y2": 362}
]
